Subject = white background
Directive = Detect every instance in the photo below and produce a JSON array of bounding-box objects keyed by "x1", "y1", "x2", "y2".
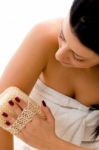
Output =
[
  {"x1": 0, "y1": 0, "x2": 73, "y2": 77},
  {"x1": 0, "y1": 0, "x2": 73, "y2": 149}
]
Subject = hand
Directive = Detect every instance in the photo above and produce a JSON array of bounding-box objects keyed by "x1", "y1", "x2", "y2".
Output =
[{"x1": 2, "y1": 97, "x2": 57, "y2": 150}]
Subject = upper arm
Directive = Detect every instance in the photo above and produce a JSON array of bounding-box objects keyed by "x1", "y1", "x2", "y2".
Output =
[{"x1": 0, "y1": 22, "x2": 54, "y2": 94}]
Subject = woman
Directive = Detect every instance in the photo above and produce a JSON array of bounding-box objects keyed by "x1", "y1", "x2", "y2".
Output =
[{"x1": 0, "y1": 0, "x2": 99, "y2": 149}]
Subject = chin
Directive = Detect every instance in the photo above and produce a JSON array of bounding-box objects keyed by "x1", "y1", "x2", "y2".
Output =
[{"x1": 60, "y1": 62, "x2": 91, "y2": 69}]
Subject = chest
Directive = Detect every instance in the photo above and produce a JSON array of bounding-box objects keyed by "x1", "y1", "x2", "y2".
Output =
[
  {"x1": 72, "y1": 72, "x2": 99, "y2": 106},
  {"x1": 40, "y1": 66, "x2": 99, "y2": 107}
]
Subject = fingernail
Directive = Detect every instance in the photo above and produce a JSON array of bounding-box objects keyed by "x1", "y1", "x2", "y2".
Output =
[
  {"x1": 5, "y1": 121, "x2": 11, "y2": 126},
  {"x1": 8, "y1": 100, "x2": 14, "y2": 106},
  {"x1": 42, "y1": 100, "x2": 46, "y2": 107},
  {"x1": 15, "y1": 97, "x2": 20, "y2": 102},
  {"x1": 2, "y1": 112, "x2": 8, "y2": 117}
]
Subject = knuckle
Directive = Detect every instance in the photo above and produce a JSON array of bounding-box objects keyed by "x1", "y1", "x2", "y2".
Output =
[{"x1": 32, "y1": 115, "x2": 41, "y2": 124}]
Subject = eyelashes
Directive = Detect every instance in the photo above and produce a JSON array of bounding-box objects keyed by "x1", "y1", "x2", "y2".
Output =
[
  {"x1": 72, "y1": 52, "x2": 86, "y2": 62},
  {"x1": 74, "y1": 58, "x2": 84, "y2": 62},
  {"x1": 73, "y1": 54, "x2": 84, "y2": 62}
]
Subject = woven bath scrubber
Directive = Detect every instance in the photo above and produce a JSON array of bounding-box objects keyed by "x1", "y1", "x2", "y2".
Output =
[{"x1": 0, "y1": 87, "x2": 45, "y2": 135}]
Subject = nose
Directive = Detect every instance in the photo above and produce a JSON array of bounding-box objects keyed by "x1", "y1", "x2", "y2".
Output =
[{"x1": 56, "y1": 45, "x2": 71, "y2": 62}]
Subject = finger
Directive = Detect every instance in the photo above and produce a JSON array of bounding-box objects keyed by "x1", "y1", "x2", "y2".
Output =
[
  {"x1": 41, "y1": 101, "x2": 55, "y2": 124},
  {"x1": 8, "y1": 100, "x2": 22, "y2": 116},
  {"x1": 5, "y1": 115, "x2": 16, "y2": 125},
  {"x1": 14, "y1": 97, "x2": 27, "y2": 110},
  {"x1": 2, "y1": 112, "x2": 16, "y2": 126}
]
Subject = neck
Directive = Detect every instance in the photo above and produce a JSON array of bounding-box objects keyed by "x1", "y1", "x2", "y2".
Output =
[{"x1": 83, "y1": 64, "x2": 99, "y2": 74}]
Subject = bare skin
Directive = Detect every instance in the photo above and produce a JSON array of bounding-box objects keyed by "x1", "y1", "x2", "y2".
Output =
[
  {"x1": 0, "y1": 17, "x2": 99, "y2": 149},
  {"x1": 40, "y1": 17, "x2": 99, "y2": 107}
]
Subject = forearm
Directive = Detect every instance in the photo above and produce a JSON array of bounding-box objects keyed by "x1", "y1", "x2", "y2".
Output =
[
  {"x1": 0, "y1": 128, "x2": 14, "y2": 150},
  {"x1": 50, "y1": 136, "x2": 93, "y2": 150}
]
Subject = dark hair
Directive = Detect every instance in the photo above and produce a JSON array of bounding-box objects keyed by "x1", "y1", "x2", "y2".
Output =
[
  {"x1": 70, "y1": 0, "x2": 99, "y2": 55},
  {"x1": 70, "y1": 0, "x2": 99, "y2": 139},
  {"x1": 89, "y1": 105, "x2": 99, "y2": 139}
]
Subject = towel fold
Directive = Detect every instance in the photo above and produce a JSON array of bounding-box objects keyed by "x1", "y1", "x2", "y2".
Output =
[
  {"x1": 30, "y1": 79, "x2": 99, "y2": 149},
  {"x1": 14, "y1": 79, "x2": 99, "y2": 150}
]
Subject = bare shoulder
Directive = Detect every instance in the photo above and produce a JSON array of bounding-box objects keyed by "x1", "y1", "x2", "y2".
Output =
[
  {"x1": 0, "y1": 18, "x2": 63, "y2": 95},
  {"x1": 32, "y1": 17, "x2": 63, "y2": 47}
]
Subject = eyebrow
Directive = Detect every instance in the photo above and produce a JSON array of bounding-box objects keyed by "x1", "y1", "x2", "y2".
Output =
[
  {"x1": 60, "y1": 27, "x2": 66, "y2": 41},
  {"x1": 61, "y1": 26, "x2": 87, "y2": 59}
]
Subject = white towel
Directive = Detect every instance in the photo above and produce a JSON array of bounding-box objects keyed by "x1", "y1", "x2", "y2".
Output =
[{"x1": 14, "y1": 79, "x2": 99, "y2": 150}]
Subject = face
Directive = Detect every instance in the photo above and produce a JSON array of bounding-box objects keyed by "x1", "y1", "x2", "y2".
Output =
[{"x1": 55, "y1": 17, "x2": 99, "y2": 68}]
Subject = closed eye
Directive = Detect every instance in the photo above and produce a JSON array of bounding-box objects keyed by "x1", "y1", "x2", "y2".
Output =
[
  {"x1": 59, "y1": 26, "x2": 87, "y2": 62},
  {"x1": 74, "y1": 57, "x2": 85, "y2": 62},
  {"x1": 73, "y1": 53, "x2": 85, "y2": 62}
]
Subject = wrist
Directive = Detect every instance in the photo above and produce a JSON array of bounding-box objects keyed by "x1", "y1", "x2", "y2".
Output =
[
  {"x1": 48, "y1": 136, "x2": 91, "y2": 150},
  {"x1": 48, "y1": 135, "x2": 62, "y2": 150}
]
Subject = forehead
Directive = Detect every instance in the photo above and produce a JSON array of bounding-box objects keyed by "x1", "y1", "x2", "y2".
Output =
[{"x1": 62, "y1": 17, "x2": 98, "y2": 58}]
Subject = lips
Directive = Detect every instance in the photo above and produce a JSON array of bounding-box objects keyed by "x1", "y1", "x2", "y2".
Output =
[
  {"x1": 61, "y1": 61, "x2": 70, "y2": 65},
  {"x1": 60, "y1": 60, "x2": 74, "y2": 67}
]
